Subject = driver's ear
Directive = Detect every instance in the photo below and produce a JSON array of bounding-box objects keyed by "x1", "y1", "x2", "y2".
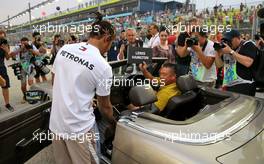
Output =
[{"x1": 171, "y1": 75, "x2": 176, "y2": 81}]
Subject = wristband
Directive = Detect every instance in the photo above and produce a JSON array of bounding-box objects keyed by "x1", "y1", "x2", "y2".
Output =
[{"x1": 230, "y1": 50, "x2": 235, "y2": 55}]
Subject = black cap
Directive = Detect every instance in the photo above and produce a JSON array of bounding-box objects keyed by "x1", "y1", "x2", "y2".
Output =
[{"x1": 223, "y1": 29, "x2": 240, "y2": 41}]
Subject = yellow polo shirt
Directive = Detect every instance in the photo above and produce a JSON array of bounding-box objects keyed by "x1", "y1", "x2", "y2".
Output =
[{"x1": 154, "y1": 83, "x2": 181, "y2": 112}]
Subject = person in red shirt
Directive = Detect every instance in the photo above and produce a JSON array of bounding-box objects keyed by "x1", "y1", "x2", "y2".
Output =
[{"x1": 168, "y1": 34, "x2": 177, "y2": 45}]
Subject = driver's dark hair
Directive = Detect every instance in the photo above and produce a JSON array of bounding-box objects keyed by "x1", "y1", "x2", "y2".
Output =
[
  {"x1": 162, "y1": 63, "x2": 177, "y2": 75},
  {"x1": 90, "y1": 12, "x2": 115, "y2": 40}
]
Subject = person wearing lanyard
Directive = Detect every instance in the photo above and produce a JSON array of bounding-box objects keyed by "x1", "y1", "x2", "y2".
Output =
[
  {"x1": 148, "y1": 23, "x2": 160, "y2": 48},
  {"x1": 177, "y1": 28, "x2": 217, "y2": 88},
  {"x1": 10, "y1": 37, "x2": 40, "y2": 103},
  {"x1": 215, "y1": 29, "x2": 258, "y2": 96}
]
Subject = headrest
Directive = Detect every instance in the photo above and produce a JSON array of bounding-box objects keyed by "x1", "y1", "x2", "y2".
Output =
[
  {"x1": 176, "y1": 75, "x2": 198, "y2": 93},
  {"x1": 129, "y1": 85, "x2": 157, "y2": 106}
]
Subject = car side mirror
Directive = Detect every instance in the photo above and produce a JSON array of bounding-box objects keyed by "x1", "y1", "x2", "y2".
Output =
[
  {"x1": 129, "y1": 85, "x2": 157, "y2": 106},
  {"x1": 25, "y1": 90, "x2": 46, "y2": 104}
]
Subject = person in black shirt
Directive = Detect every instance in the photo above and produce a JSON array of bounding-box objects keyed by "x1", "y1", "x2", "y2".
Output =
[
  {"x1": 32, "y1": 32, "x2": 48, "y2": 83},
  {"x1": 175, "y1": 31, "x2": 191, "y2": 76},
  {"x1": 175, "y1": 18, "x2": 198, "y2": 77},
  {"x1": 0, "y1": 30, "x2": 14, "y2": 112},
  {"x1": 107, "y1": 40, "x2": 119, "y2": 61},
  {"x1": 117, "y1": 30, "x2": 126, "y2": 50},
  {"x1": 107, "y1": 30, "x2": 126, "y2": 61},
  {"x1": 215, "y1": 29, "x2": 257, "y2": 96}
]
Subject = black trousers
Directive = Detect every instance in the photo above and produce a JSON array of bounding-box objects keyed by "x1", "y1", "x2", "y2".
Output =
[{"x1": 226, "y1": 83, "x2": 256, "y2": 96}]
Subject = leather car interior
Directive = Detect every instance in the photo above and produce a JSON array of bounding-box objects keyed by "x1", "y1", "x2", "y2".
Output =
[
  {"x1": 161, "y1": 75, "x2": 201, "y2": 121},
  {"x1": 129, "y1": 85, "x2": 157, "y2": 106}
]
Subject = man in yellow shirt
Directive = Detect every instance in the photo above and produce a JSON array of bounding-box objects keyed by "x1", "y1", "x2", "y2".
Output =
[{"x1": 139, "y1": 62, "x2": 181, "y2": 113}]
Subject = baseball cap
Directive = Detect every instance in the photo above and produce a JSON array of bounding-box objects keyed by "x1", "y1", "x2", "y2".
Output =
[{"x1": 223, "y1": 29, "x2": 240, "y2": 41}]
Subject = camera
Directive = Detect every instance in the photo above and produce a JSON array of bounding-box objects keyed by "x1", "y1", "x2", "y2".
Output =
[
  {"x1": 213, "y1": 42, "x2": 226, "y2": 51},
  {"x1": 31, "y1": 57, "x2": 50, "y2": 75},
  {"x1": 11, "y1": 62, "x2": 22, "y2": 80},
  {"x1": 186, "y1": 37, "x2": 199, "y2": 47},
  {"x1": 121, "y1": 39, "x2": 128, "y2": 45},
  {"x1": 0, "y1": 38, "x2": 8, "y2": 46},
  {"x1": 42, "y1": 56, "x2": 50, "y2": 65},
  {"x1": 24, "y1": 44, "x2": 33, "y2": 50},
  {"x1": 213, "y1": 39, "x2": 231, "y2": 51},
  {"x1": 254, "y1": 34, "x2": 263, "y2": 40}
]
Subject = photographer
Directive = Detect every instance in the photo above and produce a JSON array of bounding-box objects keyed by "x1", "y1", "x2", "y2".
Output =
[
  {"x1": 10, "y1": 37, "x2": 39, "y2": 103},
  {"x1": 50, "y1": 34, "x2": 64, "y2": 65},
  {"x1": 255, "y1": 34, "x2": 264, "y2": 50},
  {"x1": 215, "y1": 29, "x2": 258, "y2": 96},
  {"x1": 178, "y1": 28, "x2": 217, "y2": 88},
  {"x1": 50, "y1": 13, "x2": 116, "y2": 164},
  {"x1": 117, "y1": 28, "x2": 143, "y2": 60},
  {"x1": 175, "y1": 18, "x2": 198, "y2": 77},
  {"x1": 0, "y1": 30, "x2": 14, "y2": 111},
  {"x1": 32, "y1": 32, "x2": 48, "y2": 83}
]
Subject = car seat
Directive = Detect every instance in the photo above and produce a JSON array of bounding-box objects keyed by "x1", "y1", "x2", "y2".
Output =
[{"x1": 160, "y1": 75, "x2": 202, "y2": 121}]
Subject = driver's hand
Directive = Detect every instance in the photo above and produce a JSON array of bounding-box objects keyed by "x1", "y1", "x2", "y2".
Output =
[{"x1": 139, "y1": 61, "x2": 148, "y2": 72}]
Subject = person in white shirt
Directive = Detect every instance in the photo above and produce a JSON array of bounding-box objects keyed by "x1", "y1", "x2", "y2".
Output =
[
  {"x1": 10, "y1": 37, "x2": 40, "y2": 102},
  {"x1": 148, "y1": 24, "x2": 160, "y2": 48},
  {"x1": 50, "y1": 16, "x2": 116, "y2": 164},
  {"x1": 178, "y1": 28, "x2": 217, "y2": 88}
]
